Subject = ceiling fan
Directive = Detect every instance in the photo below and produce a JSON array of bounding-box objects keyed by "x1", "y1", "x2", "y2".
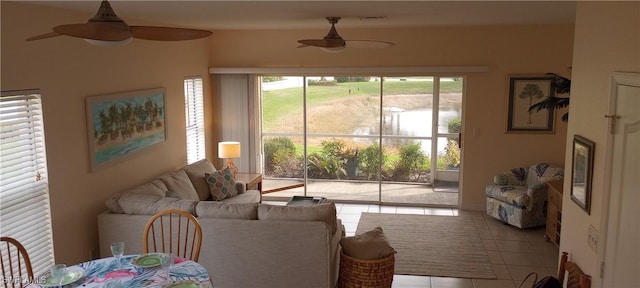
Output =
[
  {"x1": 297, "y1": 17, "x2": 395, "y2": 52},
  {"x1": 26, "y1": 0, "x2": 212, "y2": 45}
]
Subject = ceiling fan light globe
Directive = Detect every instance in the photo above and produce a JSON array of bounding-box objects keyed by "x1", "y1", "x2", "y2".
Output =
[
  {"x1": 84, "y1": 37, "x2": 132, "y2": 46},
  {"x1": 320, "y1": 46, "x2": 346, "y2": 53}
]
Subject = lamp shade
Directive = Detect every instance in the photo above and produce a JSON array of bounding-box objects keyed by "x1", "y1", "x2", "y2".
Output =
[{"x1": 218, "y1": 141, "x2": 240, "y2": 159}]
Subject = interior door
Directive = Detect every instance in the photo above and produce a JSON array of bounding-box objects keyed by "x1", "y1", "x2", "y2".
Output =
[{"x1": 601, "y1": 72, "x2": 640, "y2": 287}]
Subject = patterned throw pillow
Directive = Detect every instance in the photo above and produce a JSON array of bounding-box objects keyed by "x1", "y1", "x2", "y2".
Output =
[{"x1": 205, "y1": 167, "x2": 237, "y2": 201}]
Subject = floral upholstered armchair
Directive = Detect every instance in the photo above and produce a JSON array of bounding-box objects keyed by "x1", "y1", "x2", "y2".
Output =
[{"x1": 486, "y1": 163, "x2": 564, "y2": 228}]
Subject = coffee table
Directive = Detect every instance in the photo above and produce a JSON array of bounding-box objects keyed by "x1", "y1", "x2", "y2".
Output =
[{"x1": 286, "y1": 196, "x2": 328, "y2": 206}]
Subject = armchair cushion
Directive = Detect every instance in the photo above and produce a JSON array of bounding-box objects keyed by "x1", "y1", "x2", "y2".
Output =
[{"x1": 485, "y1": 185, "x2": 530, "y2": 208}]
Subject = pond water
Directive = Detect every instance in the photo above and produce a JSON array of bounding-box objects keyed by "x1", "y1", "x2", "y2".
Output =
[{"x1": 354, "y1": 107, "x2": 461, "y2": 154}]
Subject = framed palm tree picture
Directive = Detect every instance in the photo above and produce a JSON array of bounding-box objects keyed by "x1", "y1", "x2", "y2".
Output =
[
  {"x1": 506, "y1": 75, "x2": 555, "y2": 133},
  {"x1": 86, "y1": 88, "x2": 167, "y2": 171}
]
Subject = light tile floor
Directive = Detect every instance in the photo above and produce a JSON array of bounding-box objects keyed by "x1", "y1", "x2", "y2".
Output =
[{"x1": 266, "y1": 201, "x2": 560, "y2": 288}]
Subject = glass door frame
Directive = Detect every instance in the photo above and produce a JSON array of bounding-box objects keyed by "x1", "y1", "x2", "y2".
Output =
[{"x1": 259, "y1": 75, "x2": 463, "y2": 206}]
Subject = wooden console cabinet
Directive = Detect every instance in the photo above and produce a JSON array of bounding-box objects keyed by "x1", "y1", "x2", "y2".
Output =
[{"x1": 545, "y1": 180, "x2": 563, "y2": 246}]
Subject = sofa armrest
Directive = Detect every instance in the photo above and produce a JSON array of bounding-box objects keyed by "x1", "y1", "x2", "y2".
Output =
[
  {"x1": 527, "y1": 182, "x2": 549, "y2": 196},
  {"x1": 235, "y1": 182, "x2": 246, "y2": 194},
  {"x1": 525, "y1": 182, "x2": 549, "y2": 210},
  {"x1": 98, "y1": 212, "x2": 152, "y2": 258}
]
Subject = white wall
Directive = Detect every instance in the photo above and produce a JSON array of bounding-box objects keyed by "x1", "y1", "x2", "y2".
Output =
[
  {"x1": 560, "y1": 2, "x2": 640, "y2": 287},
  {"x1": 1, "y1": 2, "x2": 213, "y2": 265},
  {"x1": 208, "y1": 24, "x2": 574, "y2": 210}
]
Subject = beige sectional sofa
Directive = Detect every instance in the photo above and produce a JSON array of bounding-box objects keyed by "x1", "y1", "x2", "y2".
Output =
[{"x1": 98, "y1": 159, "x2": 343, "y2": 288}]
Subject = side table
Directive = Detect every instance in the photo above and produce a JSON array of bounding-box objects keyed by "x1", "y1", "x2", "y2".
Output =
[
  {"x1": 545, "y1": 180, "x2": 563, "y2": 246},
  {"x1": 235, "y1": 172, "x2": 262, "y2": 191}
]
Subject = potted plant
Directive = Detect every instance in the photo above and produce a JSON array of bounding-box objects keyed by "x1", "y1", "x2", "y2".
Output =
[{"x1": 528, "y1": 72, "x2": 571, "y2": 122}]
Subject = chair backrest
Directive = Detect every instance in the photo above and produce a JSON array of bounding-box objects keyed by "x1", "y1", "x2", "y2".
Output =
[
  {"x1": 558, "y1": 251, "x2": 591, "y2": 288},
  {"x1": 1, "y1": 237, "x2": 34, "y2": 288},
  {"x1": 526, "y1": 163, "x2": 564, "y2": 186},
  {"x1": 143, "y1": 209, "x2": 203, "y2": 262}
]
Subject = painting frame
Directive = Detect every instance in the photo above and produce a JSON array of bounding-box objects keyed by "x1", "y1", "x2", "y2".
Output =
[
  {"x1": 571, "y1": 135, "x2": 594, "y2": 215},
  {"x1": 86, "y1": 88, "x2": 167, "y2": 171},
  {"x1": 506, "y1": 75, "x2": 555, "y2": 133}
]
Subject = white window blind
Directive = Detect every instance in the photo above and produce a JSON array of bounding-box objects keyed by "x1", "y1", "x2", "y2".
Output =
[
  {"x1": 0, "y1": 90, "x2": 54, "y2": 277},
  {"x1": 185, "y1": 77, "x2": 206, "y2": 164}
]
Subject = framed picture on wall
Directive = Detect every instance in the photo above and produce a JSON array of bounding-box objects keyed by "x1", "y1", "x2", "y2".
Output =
[
  {"x1": 86, "y1": 88, "x2": 167, "y2": 171},
  {"x1": 506, "y1": 75, "x2": 555, "y2": 133},
  {"x1": 571, "y1": 135, "x2": 594, "y2": 214}
]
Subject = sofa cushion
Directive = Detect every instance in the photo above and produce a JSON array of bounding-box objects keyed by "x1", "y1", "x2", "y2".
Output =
[
  {"x1": 105, "y1": 179, "x2": 168, "y2": 213},
  {"x1": 220, "y1": 190, "x2": 261, "y2": 204},
  {"x1": 340, "y1": 226, "x2": 396, "y2": 260},
  {"x1": 196, "y1": 202, "x2": 259, "y2": 219},
  {"x1": 258, "y1": 203, "x2": 337, "y2": 234},
  {"x1": 159, "y1": 169, "x2": 200, "y2": 201},
  {"x1": 118, "y1": 193, "x2": 196, "y2": 215},
  {"x1": 182, "y1": 159, "x2": 217, "y2": 201},
  {"x1": 205, "y1": 167, "x2": 238, "y2": 201}
]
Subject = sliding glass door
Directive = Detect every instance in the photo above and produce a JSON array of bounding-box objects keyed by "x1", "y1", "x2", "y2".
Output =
[{"x1": 260, "y1": 75, "x2": 462, "y2": 206}]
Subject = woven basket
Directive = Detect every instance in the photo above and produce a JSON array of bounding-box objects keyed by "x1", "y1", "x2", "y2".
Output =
[{"x1": 337, "y1": 250, "x2": 395, "y2": 288}]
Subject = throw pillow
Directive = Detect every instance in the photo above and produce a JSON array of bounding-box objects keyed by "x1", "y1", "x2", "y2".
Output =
[
  {"x1": 340, "y1": 226, "x2": 396, "y2": 260},
  {"x1": 494, "y1": 173, "x2": 508, "y2": 186},
  {"x1": 205, "y1": 167, "x2": 238, "y2": 201}
]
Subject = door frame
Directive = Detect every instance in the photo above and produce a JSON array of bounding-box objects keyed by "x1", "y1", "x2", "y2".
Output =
[{"x1": 598, "y1": 71, "x2": 640, "y2": 286}]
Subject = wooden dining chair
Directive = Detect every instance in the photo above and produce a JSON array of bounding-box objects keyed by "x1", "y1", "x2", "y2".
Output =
[
  {"x1": 558, "y1": 251, "x2": 592, "y2": 288},
  {"x1": 143, "y1": 209, "x2": 203, "y2": 262},
  {"x1": 1, "y1": 237, "x2": 34, "y2": 288}
]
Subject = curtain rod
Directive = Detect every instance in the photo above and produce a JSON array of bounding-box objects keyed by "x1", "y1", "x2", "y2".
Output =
[{"x1": 209, "y1": 66, "x2": 489, "y2": 75}]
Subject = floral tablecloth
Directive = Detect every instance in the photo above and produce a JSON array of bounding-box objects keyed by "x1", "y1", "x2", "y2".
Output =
[{"x1": 29, "y1": 255, "x2": 213, "y2": 288}]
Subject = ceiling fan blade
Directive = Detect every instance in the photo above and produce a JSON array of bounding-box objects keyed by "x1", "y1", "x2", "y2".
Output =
[
  {"x1": 344, "y1": 40, "x2": 396, "y2": 49},
  {"x1": 53, "y1": 23, "x2": 131, "y2": 41},
  {"x1": 297, "y1": 39, "x2": 345, "y2": 48},
  {"x1": 130, "y1": 26, "x2": 212, "y2": 41},
  {"x1": 26, "y1": 31, "x2": 62, "y2": 41}
]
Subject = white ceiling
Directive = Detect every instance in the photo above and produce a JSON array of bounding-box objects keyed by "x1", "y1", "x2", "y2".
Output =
[{"x1": 24, "y1": 1, "x2": 576, "y2": 30}]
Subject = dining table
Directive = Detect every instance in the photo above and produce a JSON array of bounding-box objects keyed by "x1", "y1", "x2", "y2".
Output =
[{"x1": 28, "y1": 254, "x2": 213, "y2": 288}]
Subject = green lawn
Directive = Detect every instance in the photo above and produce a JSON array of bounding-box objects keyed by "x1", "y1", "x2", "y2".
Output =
[{"x1": 262, "y1": 80, "x2": 462, "y2": 125}]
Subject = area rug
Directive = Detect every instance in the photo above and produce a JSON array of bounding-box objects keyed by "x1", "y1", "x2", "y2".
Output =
[{"x1": 356, "y1": 212, "x2": 496, "y2": 279}]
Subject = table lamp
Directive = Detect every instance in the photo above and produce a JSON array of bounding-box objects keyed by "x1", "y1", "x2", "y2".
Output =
[{"x1": 218, "y1": 141, "x2": 240, "y2": 177}]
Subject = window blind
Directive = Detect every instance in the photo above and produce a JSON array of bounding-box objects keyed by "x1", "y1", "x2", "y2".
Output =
[
  {"x1": 184, "y1": 77, "x2": 205, "y2": 164},
  {"x1": 0, "y1": 90, "x2": 54, "y2": 277}
]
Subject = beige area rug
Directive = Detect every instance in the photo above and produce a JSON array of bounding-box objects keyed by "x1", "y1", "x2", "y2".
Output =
[{"x1": 356, "y1": 213, "x2": 496, "y2": 279}]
